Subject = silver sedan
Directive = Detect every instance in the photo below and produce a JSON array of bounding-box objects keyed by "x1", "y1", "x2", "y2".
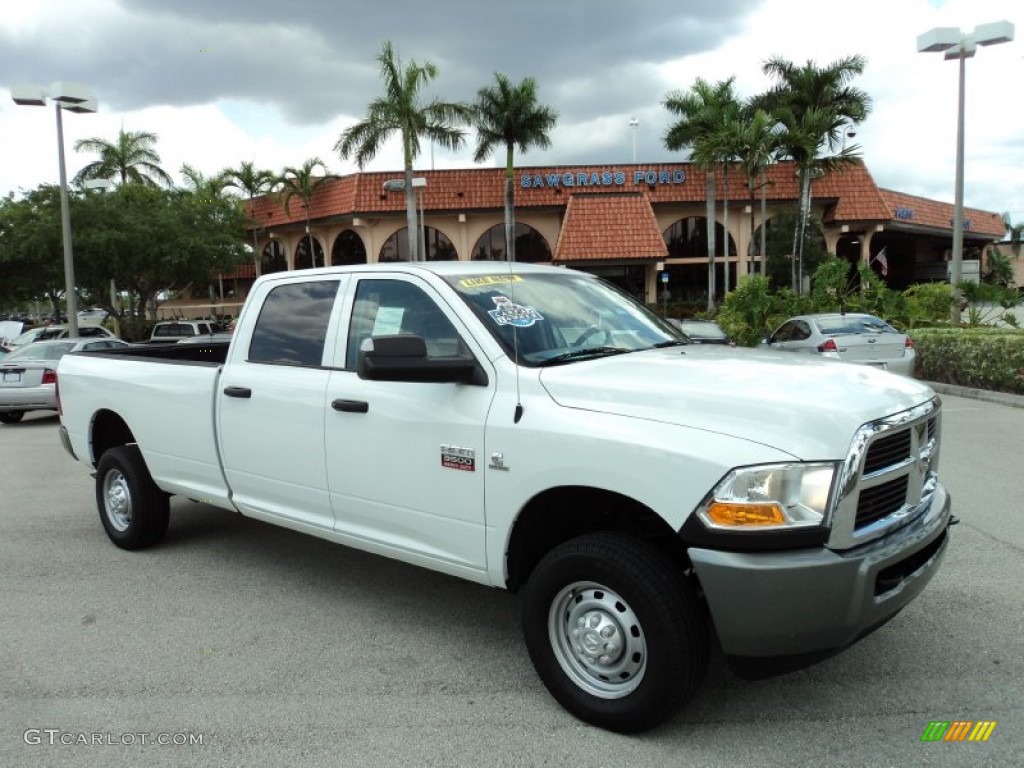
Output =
[
  {"x1": 0, "y1": 338, "x2": 129, "y2": 423},
  {"x1": 762, "y1": 313, "x2": 916, "y2": 376}
]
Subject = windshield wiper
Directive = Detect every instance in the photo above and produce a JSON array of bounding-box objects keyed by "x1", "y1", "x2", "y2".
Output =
[
  {"x1": 651, "y1": 339, "x2": 690, "y2": 348},
  {"x1": 538, "y1": 347, "x2": 631, "y2": 366}
]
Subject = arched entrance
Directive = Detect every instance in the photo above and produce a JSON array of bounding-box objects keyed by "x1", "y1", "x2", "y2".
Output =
[
  {"x1": 472, "y1": 223, "x2": 552, "y2": 262},
  {"x1": 332, "y1": 230, "x2": 367, "y2": 265},
  {"x1": 261, "y1": 240, "x2": 287, "y2": 275},
  {"x1": 294, "y1": 236, "x2": 325, "y2": 270},
  {"x1": 378, "y1": 226, "x2": 458, "y2": 262}
]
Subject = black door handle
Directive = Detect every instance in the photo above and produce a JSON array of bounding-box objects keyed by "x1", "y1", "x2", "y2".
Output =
[
  {"x1": 223, "y1": 386, "x2": 252, "y2": 399},
  {"x1": 332, "y1": 399, "x2": 369, "y2": 413}
]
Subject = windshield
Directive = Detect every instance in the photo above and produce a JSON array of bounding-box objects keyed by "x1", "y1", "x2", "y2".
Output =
[{"x1": 445, "y1": 271, "x2": 685, "y2": 365}]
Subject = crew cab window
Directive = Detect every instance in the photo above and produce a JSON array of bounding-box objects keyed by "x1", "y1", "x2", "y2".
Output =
[
  {"x1": 346, "y1": 279, "x2": 468, "y2": 370},
  {"x1": 249, "y1": 280, "x2": 340, "y2": 366}
]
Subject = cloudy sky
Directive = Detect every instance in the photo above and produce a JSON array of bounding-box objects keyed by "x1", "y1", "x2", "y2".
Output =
[{"x1": 1, "y1": 0, "x2": 1021, "y2": 221}]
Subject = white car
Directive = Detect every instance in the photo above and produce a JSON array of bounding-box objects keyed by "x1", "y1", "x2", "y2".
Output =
[
  {"x1": 0, "y1": 338, "x2": 129, "y2": 423},
  {"x1": 762, "y1": 313, "x2": 916, "y2": 376},
  {"x1": 3, "y1": 324, "x2": 117, "y2": 352}
]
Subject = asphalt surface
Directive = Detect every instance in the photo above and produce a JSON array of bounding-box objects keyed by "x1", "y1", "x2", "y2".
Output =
[{"x1": 1, "y1": 396, "x2": 1021, "y2": 768}]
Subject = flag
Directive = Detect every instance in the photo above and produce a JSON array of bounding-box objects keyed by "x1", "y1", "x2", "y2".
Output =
[{"x1": 873, "y1": 247, "x2": 889, "y2": 277}]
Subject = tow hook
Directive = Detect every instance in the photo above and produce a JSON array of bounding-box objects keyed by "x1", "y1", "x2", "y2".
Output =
[{"x1": 948, "y1": 515, "x2": 960, "y2": 527}]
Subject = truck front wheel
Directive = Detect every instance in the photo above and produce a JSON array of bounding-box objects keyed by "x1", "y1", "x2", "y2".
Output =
[
  {"x1": 522, "y1": 532, "x2": 708, "y2": 733},
  {"x1": 0, "y1": 411, "x2": 25, "y2": 424},
  {"x1": 95, "y1": 445, "x2": 169, "y2": 550}
]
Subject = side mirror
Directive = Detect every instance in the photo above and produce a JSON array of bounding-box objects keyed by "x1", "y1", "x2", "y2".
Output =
[{"x1": 358, "y1": 334, "x2": 486, "y2": 385}]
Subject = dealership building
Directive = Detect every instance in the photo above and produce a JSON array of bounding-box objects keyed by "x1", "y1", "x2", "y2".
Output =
[{"x1": 175, "y1": 159, "x2": 1006, "y2": 316}]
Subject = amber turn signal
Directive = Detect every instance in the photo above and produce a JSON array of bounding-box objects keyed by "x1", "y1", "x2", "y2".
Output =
[{"x1": 704, "y1": 502, "x2": 786, "y2": 527}]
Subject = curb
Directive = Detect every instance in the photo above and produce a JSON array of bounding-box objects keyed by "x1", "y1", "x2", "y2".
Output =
[{"x1": 923, "y1": 381, "x2": 1024, "y2": 409}]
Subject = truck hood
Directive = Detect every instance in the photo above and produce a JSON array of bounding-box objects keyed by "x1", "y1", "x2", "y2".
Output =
[{"x1": 538, "y1": 345, "x2": 936, "y2": 459}]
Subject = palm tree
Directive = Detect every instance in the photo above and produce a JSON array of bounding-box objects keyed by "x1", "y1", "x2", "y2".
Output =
[
  {"x1": 335, "y1": 41, "x2": 473, "y2": 261},
  {"x1": 73, "y1": 128, "x2": 174, "y2": 187},
  {"x1": 732, "y1": 106, "x2": 782, "y2": 277},
  {"x1": 278, "y1": 158, "x2": 331, "y2": 269},
  {"x1": 224, "y1": 161, "x2": 278, "y2": 272},
  {"x1": 180, "y1": 163, "x2": 229, "y2": 201},
  {"x1": 757, "y1": 56, "x2": 871, "y2": 291},
  {"x1": 664, "y1": 77, "x2": 741, "y2": 310},
  {"x1": 473, "y1": 73, "x2": 557, "y2": 262}
]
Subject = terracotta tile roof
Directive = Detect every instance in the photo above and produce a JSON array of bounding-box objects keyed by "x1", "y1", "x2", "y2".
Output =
[
  {"x1": 221, "y1": 263, "x2": 256, "y2": 279},
  {"x1": 245, "y1": 161, "x2": 1004, "y2": 240},
  {"x1": 553, "y1": 193, "x2": 668, "y2": 263},
  {"x1": 878, "y1": 188, "x2": 1005, "y2": 238}
]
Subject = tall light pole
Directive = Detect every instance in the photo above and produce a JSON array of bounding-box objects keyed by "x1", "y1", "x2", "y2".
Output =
[
  {"x1": 629, "y1": 117, "x2": 639, "y2": 163},
  {"x1": 917, "y1": 21, "x2": 1014, "y2": 325},
  {"x1": 11, "y1": 82, "x2": 98, "y2": 338}
]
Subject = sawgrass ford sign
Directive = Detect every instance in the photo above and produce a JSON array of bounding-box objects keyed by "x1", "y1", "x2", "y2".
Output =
[{"x1": 519, "y1": 168, "x2": 687, "y2": 189}]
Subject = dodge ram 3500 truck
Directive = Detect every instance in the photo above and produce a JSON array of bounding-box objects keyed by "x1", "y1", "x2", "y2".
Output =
[{"x1": 56, "y1": 262, "x2": 952, "y2": 733}]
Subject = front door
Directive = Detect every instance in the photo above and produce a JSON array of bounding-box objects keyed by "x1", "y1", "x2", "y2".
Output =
[{"x1": 324, "y1": 274, "x2": 495, "y2": 576}]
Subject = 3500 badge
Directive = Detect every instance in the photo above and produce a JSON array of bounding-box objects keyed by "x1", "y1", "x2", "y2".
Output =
[{"x1": 440, "y1": 444, "x2": 476, "y2": 472}]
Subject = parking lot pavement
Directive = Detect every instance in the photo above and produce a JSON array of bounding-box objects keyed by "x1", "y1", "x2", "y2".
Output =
[{"x1": 1, "y1": 402, "x2": 1022, "y2": 768}]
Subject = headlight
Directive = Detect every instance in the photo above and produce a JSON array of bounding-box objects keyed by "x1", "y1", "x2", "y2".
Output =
[{"x1": 697, "y1": 462, "x2": 838, "y2": 531}]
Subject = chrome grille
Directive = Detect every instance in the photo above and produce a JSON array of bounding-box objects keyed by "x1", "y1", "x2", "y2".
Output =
[
  {"x1": 863, "y1": 430, "x2": 911, "y2": 475},
  {"x1": 829, "y1": 398, "x2": 941, "y2": 550},
  {"x1": 856, "y1": 476, "x2": 909, "y2": 526}
]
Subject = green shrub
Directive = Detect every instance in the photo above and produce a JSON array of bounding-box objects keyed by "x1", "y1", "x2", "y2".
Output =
[{"x1": 912, "y1": 328, "x2": 1024, "y2": 395}]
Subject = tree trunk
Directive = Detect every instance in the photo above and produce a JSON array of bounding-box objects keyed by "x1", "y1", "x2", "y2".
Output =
[
  {"x1": 705, "y1": 171, "x2": 716, "y2": 312},
  {"x1": 722, "y1": 165, "x2": 730, "y2": 295},
  {"x1": 760, "y1": 169, "x2": 768, "y2": 277},
  {"x1": 748, "y1": 174, "x2": 757, "y2": 275},
  {"x1": 404, "y1": 152, "x2": 418, "y2": 260},
  {"x1": 505, "y1": 146, "x2": 515, "y2": 263},
  {"x1": 795, "y1": 169, "x2": 812, "y2": 293}
]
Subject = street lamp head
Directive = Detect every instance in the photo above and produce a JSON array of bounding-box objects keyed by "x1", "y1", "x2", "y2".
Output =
[
  {"x1": 917, "y1": 27, "x2": 962, "y2": 53},
  {"x1": 47, "y1": 81, "x2": 94, "y2": 104},
  {"x1": 974, "y1": 20, "x2": 1015, "y2": 46},
  {"x1": 62, "y1": 98, "x2": 98, "y2": 114},
  {"x1": 10, "y1": 84, "x2": 48, "y2": 106}
]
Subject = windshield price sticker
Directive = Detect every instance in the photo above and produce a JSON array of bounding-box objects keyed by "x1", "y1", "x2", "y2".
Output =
[
  {"x1": 488, "y1": 296, "x2": 543, "y2": 328},
  {"x1": 459, "y1": 275, "x2": 523, "y2": 288}
]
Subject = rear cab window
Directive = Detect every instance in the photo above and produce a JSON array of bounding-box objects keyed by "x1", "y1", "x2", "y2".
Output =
[{"x1": 247, "y1": 280, "x2": 341, "y2": 367}]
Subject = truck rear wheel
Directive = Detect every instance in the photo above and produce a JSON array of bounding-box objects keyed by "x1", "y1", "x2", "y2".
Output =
[
  {"x1": 522, "y1": 532, "x2": 708, "y2": 733},
  {"x1": 0, "y1": 411, "x2": 25, "y2": 424},
  {"x1": 95, "y1": 445, "x2": 169, "y2": 550}
]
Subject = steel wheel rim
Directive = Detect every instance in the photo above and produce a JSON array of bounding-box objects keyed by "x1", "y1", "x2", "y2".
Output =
[
  {"x1": 548, "y1": 581, "x2": 647, "y2": 699},
  {"x1": 103, "y1": 469, "x2": 132, "y2": 532}
]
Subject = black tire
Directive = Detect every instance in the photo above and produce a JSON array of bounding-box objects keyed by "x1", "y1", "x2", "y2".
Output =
[
  {"x1": 95, "y1": 445, "x2": 170, "y2": 550},
  {"x1": 0, "y1": 411, "x2": 25, "y2": 424},
  {"x1": 522, "y1": 532, "x2": 709, "y2": 733}
]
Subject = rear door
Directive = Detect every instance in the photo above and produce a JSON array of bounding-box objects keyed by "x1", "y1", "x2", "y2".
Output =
[{"x1": 218, "y1": 276, "x2": 346, "y2": 531}]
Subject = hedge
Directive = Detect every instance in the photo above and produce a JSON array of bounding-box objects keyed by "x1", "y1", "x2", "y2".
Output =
[{"x1": 912, "y1": 328, "x2": 1024, "y2": 395}]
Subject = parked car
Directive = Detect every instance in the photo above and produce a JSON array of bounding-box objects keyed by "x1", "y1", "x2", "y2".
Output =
[
  {"x1": 3, "y1": 324, "x2": 117, "y2": 351},
  {"x1": 667, "y1": 319, "x2": 734, "y2": 345},
  {"x1": 149, "y1": 320, "x2": 223, "y2": 343},
  {"x1": 762, "y1": 313, "x2": 916, "y2": 376},
  {"x1": 0, "y1": 338, "x2": 129, "y2": 423}
]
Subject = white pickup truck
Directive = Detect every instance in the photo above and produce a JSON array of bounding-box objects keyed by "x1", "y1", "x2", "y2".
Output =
[{"x1": 56, "y1": 262, "x2": 952, "y2": 733}]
